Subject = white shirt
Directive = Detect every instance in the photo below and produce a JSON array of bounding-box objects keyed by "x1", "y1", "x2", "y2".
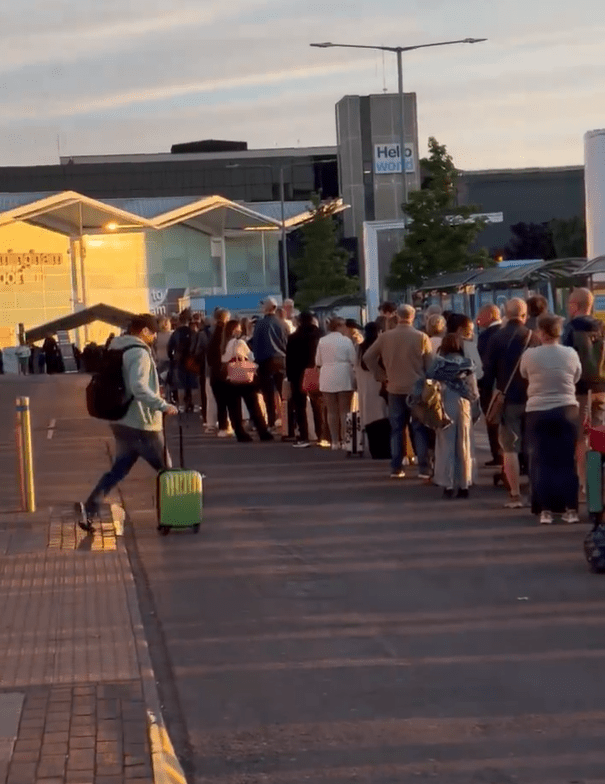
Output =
[
  {"x1": 315, "y1": 332, "x2": 356, "y2": 393},
  {"x1": 520, "y1": 344, "x2": 581, "y2": 412},
  {"x1": 222, "y1": 338, "x2": 254, "y2": 363}
]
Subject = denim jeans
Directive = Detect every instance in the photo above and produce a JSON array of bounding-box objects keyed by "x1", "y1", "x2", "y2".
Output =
[
  {"x1": 388, "y1": 393, "x2": 431, "y2": 475},
  {"x1": 85, "y1": 424, "x2": 171, "y2": 514}
]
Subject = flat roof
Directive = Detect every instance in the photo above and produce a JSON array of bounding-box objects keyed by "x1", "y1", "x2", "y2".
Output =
[
  {"x1": 59, "y1": 146, "x2": 338, "y2": 166},
  {"x1": 460, "y1": 165, "x2": 584, "y2": 177}
]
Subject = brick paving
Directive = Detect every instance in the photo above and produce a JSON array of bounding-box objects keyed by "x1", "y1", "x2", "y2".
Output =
[
  {"x1": 4, "y1": 682, "x2": 153, "y2": 784},
  {"x1": 0, "y1": 378, "x2": 165, "y2": 784}
]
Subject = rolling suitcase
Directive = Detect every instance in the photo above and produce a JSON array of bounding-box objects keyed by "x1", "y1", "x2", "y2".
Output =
[
  {"x1": 344, "y1": 411, "x2": 364, "y2": 457},
  {"x1": 157, "y1": 418, "x2": 203, "y2": 536}
]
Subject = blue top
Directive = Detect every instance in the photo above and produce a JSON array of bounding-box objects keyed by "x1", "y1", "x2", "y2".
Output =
[{"x1": 252, "y1": 314, "x2": 289, "y2": 363}]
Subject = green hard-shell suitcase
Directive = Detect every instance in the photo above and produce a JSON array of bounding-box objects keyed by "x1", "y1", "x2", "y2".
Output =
[{"x1": 157, "y1": 419, "x2": 203, "y2": 536}]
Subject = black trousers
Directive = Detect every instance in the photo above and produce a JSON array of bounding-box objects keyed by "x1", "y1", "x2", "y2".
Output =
[
  {"x1": 226, "y1": 383, "x2": 270, "y2": 439},
  {"x1": 257, "y1": 357, "x2": 285, "y2": 428},
  {"x1": 291, "y1": 385, "x2": 325, "y2": 442},
  {"x1": 210, "y1": 378, "x2": 230, "y2": 431},
  {"x1": 526, "y1": 405, "x2": 579, "y2": 514}
]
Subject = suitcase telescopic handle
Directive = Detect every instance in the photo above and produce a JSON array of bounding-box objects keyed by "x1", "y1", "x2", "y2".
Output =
[{"x1": 162, "y1": 413, "x2": 185, "y2": 470}]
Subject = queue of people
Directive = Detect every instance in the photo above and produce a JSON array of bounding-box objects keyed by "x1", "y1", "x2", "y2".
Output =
[{"x1": 77, "y1": 286, "x2": 605, "y2": 529}]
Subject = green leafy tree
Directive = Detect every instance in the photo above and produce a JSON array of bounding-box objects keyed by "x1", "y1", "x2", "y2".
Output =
[
  {"x1": 388, "y1": 137, "x2": 490, "y2": 290},
  {"x1": 291, "y1": 197, "x2": 359, "y2": 310},
  {"x1": 550, "y1": 216, "x2": 587, "y2": 259}
]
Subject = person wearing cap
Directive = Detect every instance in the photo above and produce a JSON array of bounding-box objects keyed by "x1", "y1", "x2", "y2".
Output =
[
  {"x1": 252, "y1": 297, "x2": 289, "y2": 429},
  {"x1": 78, "y1": 313, "x2": 178, "y2": 532}
]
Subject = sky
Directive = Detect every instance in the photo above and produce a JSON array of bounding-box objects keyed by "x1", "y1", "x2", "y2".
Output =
[{"x1": 1, "y1": 0, "x2": 604, "y2": 171}]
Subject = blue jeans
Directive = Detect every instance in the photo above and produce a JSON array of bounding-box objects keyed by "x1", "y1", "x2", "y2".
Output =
[
  {"x1": 85, "y1": 424, "x2": 171, "y2": 514},
  {"x1": 388, "y1": 393, "x2": 431, "y2": 475}
]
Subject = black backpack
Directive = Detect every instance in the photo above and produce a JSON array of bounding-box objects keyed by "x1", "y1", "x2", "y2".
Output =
[{"x1": 86, "y1": 345, "x2": 146, "y2": 421}]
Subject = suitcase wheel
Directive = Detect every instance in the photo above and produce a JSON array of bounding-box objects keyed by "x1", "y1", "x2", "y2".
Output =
[
  {"x1": 158, "y1": 525, "x2": 170, "y2": 536},
  {"x1": 192, "y1": 524, "x2": 201, "y2": 534}
]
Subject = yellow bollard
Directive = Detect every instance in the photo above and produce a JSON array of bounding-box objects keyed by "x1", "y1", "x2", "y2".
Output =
[{"x1": 15, "y1": 397, "x2": 36, "y2": 513}]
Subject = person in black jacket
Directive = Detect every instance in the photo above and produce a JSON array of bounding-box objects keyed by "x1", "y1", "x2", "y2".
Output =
[
  {"x1": 167, "y1": 309, "x2": 197, "y2": 412},
  {"x1": 286, "y1": 312, "x2": 325, "y2": 448},
  {"x1": 476, "y1": 304, "x2": 503, "y2": 466},
  {"x1": 482, "y1": 298, "x2": 540, "y2": 508}
]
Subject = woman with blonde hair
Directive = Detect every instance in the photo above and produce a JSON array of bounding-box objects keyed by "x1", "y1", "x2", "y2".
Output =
[
  {"x1": 427, "y1": 314, "x2": 446, "y2": 353},
  {"x1": 316, "y1": 317, "x2": 356, "y2": 449}
]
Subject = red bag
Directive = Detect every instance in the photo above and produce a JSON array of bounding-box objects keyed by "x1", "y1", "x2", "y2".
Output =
[{"x1": 301, "y1": 367, "x2": 320, "y2": 394}]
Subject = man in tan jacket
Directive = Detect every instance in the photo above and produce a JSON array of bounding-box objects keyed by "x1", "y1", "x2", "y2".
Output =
[{"x1": 364, "y1": 304, "x2": 433, "y2": 478}]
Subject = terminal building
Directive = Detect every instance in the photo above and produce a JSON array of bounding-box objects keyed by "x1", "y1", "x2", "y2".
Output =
[{"x1": 0, "y1": 92, "x2": 588, "y2": 347}]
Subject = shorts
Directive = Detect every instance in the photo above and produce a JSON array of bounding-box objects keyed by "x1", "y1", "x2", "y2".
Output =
[{"x1": 499, "y1": 403, "x2": 526, "y2": 454}]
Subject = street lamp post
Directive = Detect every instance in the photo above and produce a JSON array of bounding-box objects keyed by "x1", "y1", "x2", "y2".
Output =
[{"x1": 311, "y1": 38, "x2": 487, "y2": 212}]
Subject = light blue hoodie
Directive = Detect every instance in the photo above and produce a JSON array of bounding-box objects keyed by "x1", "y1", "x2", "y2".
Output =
[{"x1": 111, "y1": 334, "x2": 170, "y2": 431}]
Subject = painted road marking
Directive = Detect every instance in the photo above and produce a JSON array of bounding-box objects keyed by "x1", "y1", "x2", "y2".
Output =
[
  {"x1": 148, "y1": 710, "x2": 187, "y2": 784},
  {"x1": 46, "y1": 419, "x2": 56, "y2": 440}
]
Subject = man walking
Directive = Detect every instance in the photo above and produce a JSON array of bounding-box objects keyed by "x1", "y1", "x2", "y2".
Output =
[
  {"x1": 476, "y1": 304, "x2": 503, "y2": 467},
  {"x1": 364, "y1": 304, "x2": 433, "y2": 478},
  {"x1": 482, "y1": 299, "x2": 539, "y2": 508},
  {"x1": 562, "y1": 287, "x2": 605, "y2": 493},
  {"x1": 252, "y1": 297, "x2": 289, "y2": 429},
  {"x1": 79, "y1": 314, "x2": 177, "y2": 531}
]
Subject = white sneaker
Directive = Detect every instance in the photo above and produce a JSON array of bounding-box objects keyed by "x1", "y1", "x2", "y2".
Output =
[
  {"x1": 217, "y1": 429, "x2": 233, "y2": 438},
  {"x1": 317, "y1": 440, "x2": 330, "y2": 448},
  {"x1": 330, "y1": 443, "x2": 340, "y2": 451},
  {"x1": 539, "y1": 511, "x2": 554, "y2": 525},
  {"x1": 562, "y1": 510, "x2": 580, "y2": 524},
  {"x1": 293, "y1": 441, "x2": 311, "y2": 449}
]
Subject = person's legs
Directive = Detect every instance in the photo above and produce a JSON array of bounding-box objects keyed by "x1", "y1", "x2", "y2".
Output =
[
  {"x1": 199, "y1": 367, "x2": 208, "y2": 422},
  {"x1": 323, "y1": 393, "x2": 340, "y2": 446},
  {"x1": 210, "y1": 379, "x2": 230, "y2": 432},
  {"x1": 241, "y1": 384, "x2": 272, "y2": 439},
  {"x1": 84, "y1": 426, "x2": 140, "y2": 515},
  {"x1": 310, "y1": 392, "x2": 327, "y2": 442},
  {"x1": 410, "y1": 419, "x2": 432, "y2": 477},
  {"x1": 257, "y1": 360, "x2": 276, "y2": 428},
  {"x1": 337, "y1": 390, "x2": 355, "y2": 445},
  {"x1": 500, "y1": 404, "x2": 524, "y2": 504},
  {"x1": 138, "y1": 429, "x2": 171, "y2": 471},
  {"x1": 292, "y1": 387, "x2": 309, "y2": 442},
  {"x1": 224, "y1": 384, "x2": 248, "y2": 440},
  {"x1": 388, "y1": 393, "x2": 409, "y2": 475}
]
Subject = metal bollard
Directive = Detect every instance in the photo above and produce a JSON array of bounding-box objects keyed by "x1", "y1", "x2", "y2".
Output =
[{"x1": 15, "y1": 397, "x2": 36, "y2": 513}]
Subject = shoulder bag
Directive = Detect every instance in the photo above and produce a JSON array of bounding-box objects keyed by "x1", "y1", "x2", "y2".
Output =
[{"x1": 485, "y1": 331, "x2": 532, "y2": 427}]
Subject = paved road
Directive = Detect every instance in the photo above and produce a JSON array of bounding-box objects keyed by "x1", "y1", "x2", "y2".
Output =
[{"x1": 4, "y1": 375, "x2": 605, "y2": 783}]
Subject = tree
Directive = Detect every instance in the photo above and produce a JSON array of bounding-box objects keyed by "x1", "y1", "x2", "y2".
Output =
[
  {"x1": 550, "y1": 216, "x2": 586, "y2": 258},
  {"x1": 291, "y1": 197, "x2": 359, "y2": 310},
  {"x1": 504, "y1": 222, "x2": 556, "y2": 260},
  {"x1": 388, "y1": 137, "x2": 490, "y2": 290}
]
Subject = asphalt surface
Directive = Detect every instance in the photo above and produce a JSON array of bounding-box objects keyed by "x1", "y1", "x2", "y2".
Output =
[{"x1": 3, "y1": 375, "x2": 605, "y2": 784}]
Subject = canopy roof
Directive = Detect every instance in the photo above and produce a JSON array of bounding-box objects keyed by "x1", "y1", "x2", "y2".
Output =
[
  {"x1": 0, "y1": 191, "x2": 283, "y2": 237},
  {"x1": 25, "y1": 303, "x2": 137, "y2": 343},
  {"x1": 578, "y1": 255, "x2": 605, "y2": 275},
  {"x1": 0, "y1": 191, "x2": 345, "y2": 237},
  {"x1": 419, "y1": 258, "x2": 587, "y2": 291}
]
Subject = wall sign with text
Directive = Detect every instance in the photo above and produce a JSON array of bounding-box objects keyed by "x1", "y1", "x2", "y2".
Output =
[
  {"x1": 0, "y1": 251, "x2": 64, "y2": 285},
  {"x1": 374, "y1": 143, "x2": 415, "y2": 175}
]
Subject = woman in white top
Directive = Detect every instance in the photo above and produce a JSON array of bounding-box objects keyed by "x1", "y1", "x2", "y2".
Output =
[
  {"x1": 315, "y1": 317, "x2": 356, "y2": 450},
  {"x1": 520, "y1": 313, "x2": 582, "y2": 525},
  {"x1": 221, "y1": 319, "x2": 273, "y2": 443}
]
